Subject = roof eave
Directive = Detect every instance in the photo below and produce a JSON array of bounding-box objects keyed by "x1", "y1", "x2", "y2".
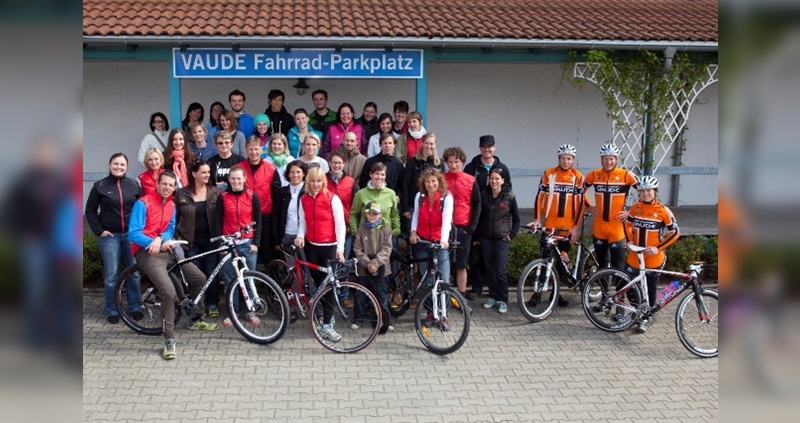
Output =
[{"x1": 82, "y1": 36, "x2": 719, "y2": 52}]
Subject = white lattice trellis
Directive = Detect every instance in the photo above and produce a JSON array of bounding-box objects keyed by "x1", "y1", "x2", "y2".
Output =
[{"x1": 574, "y1": 63, "x2": 718, "y2": 175}]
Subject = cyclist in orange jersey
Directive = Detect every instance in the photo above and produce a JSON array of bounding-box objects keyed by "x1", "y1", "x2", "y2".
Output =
[
  {"x1": 584, "y1": 144, "x2": 638, "y2": 271},
  {"x1": 528, "y1": 144, "x2": 585, "y2": 307},
  {"x1": 624, "y1": 176, "x2": 680, "y2": 333}
]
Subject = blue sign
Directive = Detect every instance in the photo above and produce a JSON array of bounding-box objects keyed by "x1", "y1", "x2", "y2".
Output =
[{"x1": 173, "y1": 48, "x2": 423, "y2": 79}]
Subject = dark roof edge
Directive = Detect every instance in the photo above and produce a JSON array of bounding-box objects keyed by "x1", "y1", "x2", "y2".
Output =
[{"x1": 83, "y1": 36, "x2": 719, "y2": 52}]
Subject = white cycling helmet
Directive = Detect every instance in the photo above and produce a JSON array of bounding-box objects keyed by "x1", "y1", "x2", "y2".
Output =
[
  {"x1": 637, "y1": 175, "x2": 659, "y2": 189},
  {"x1": 599, "y1": 143, "x2": 621, "y2": 156},
  {"x1": 557, "y1": 144, "x2": 577, "y2": 157}
]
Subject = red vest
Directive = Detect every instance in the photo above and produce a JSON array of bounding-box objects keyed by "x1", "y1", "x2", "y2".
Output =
[
  {"x1": 327, "y1": 174, "x2": 355, "y2": 225},
  {"x1": 240, "y1": 159, "x2": 276, "y2": 214},
  {"x1": 301, "y1": 190, "x2": 336, "y2": 244},
  {"x1": 220, "y1": 190, "x2": 256, "y2": 239},
  {"x1": 406, "y1": 134, "x2": 423, "y2": 161},
  {"x1": 416, "y1": 192, "x2": 445, "y2": 241},
  {"x1": 131, "y1": 191, "x2": 175, "y2": 256},
  {"x1": 444, "y1": 172, "x2": 475, "y2": 226},
  {"x1": 137, "y1": 169, "x2": 163, "y2": 196}
]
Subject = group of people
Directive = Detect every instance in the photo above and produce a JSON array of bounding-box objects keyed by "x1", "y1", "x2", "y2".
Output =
[{"x1": 87, "y1": 88, "x2": 680, "y2": 360}]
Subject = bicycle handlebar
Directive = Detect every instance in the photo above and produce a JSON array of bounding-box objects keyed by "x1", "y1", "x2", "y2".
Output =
[
  {"x1": 210, "y1": 222, "x2": 257, "y2": 245},
  {"x1": 415, "y1": 239, "x2": 460, "y2": 250}
]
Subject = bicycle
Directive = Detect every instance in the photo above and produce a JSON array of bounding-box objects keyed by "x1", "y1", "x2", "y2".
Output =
[
  {"x1": 581, "y1": 244, "x2": 718, "y2": 358},
  {"x1": 516, "y1": 224, "x2": 600, "y2": 322},
  {"x1": 411, "y1": 240, "x2": 471, "y2": 355},
  {"x1": 114, "y1": 225, "x2": 290, "y2": 345},
  {"x1": 265, "y1": 245, "x2": 382, "y2": 353},
  {"x1": 386, "y1": 237, "x2": 429, "y2": 318}
]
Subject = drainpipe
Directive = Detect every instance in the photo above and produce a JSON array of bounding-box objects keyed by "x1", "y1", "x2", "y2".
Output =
[{"x1": 642, "y1": 47, "x2": 677, "y2": 177}]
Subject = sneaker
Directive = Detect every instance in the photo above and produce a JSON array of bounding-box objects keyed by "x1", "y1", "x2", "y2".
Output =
[
  {"x1": 497, "y1": 301, "x2": 508, "y2": 314},
  {"x1": 188, "y1": 320, "x2": 219, "y2": 331},
  {"x1": 350, "y1": 323, "x2": 360, "y2": 330},
  {"x1": 483, "y1": 298, "x2": 497, "y2": 309},
  {"x1": 244, "y1": 313, "x2": 261, "y2": 326},
  {"x1": 162, "y1": 339, "x2": 176, "y2": 360},
  {"x1": 387, "y1": 325, "x2": 394, "y2": 332},
  {"x1": 107, "y1": 315, "x2": 120, "y2": 324},
  {"x1": 636, "y1": 318, "x2": 649, "y2": 333},
  {"x1": 465, "y1": 291, "x2": 478, "y2": 300},
  {"x1": 557, "y1": 295, "x2": 570, "y2": 307},
  {"x1": 222, "y1": 317, "x2": 233, "y2": 327},
  {"x1": 527, "y1": 292, "x2": 541, "y2": 307},
  {"x1": 318, "y1": 324, "x2": 342, "y2": 342},
  {"x1": 131, "y1": 311, "x2": 144, "y2": 321},
  {"x1": 206, "y1": 305, "x2": 220, "y2": 318},
  {"x1": 342, "y1": 298, "x2": 354, "y2": 309}
]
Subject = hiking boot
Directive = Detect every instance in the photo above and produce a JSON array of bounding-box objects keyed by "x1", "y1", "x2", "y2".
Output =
[
  {"x1": 188, "y1": 320, "x2": 219, "y2": 331},
  {"x1": 497, "y1": 301, "x2": 508, "y2": 314},
  {"x1": 162, "y1": 339, "x2": 176, "y2": 360},
  {"x1": 107, "y1": 315, "x2": 119, "y2": 324},
  {"x1": 131, "y1": 311, "x2": 144, "y2": 321},
  {"x1": 318, "y1": 324, "x2": 342, "y2": 342}
]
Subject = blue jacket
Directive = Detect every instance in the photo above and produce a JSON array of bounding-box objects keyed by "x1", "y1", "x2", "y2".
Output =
[{"x1": 287, "y1": 127, "x2": 323, "y2": 158}]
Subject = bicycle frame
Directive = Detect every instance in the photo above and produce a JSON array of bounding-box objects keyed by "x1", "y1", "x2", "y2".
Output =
[
  {"x1": 524, "y1": 226, "x2": 595, "y2": 289},
  {"x1": 613, "y1": 246, "x2": 705, "y2": 319},
  {"x1": 284, "y1": 251, "x2": 357, "y2": 321}
]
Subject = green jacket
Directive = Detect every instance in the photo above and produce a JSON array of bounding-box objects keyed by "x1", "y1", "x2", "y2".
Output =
[{"x1": 349, "y1": 183, "x2": 401, "y2": 236}]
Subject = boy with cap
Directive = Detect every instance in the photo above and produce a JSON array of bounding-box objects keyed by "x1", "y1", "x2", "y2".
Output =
[
  {"x1": 464, "y1": 135, "x2": 512, "y2": 298},
  {"x1": 352, "y1": 201, "x2": 394, "y2": 332}
]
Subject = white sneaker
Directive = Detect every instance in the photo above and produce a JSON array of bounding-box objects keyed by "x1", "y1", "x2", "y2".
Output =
[
  {"x1": 350, "y1": 323, "x2": 360, "y2": 329},
  {"x1": 319, "y1": 324, "x2": 342, "y2": 342},
  {"x1": 387, "y1": 325, "x2": 394, "y2": 332}
]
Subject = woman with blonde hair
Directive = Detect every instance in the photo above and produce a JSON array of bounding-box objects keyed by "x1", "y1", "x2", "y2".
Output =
[
  {"x1": 138, "y1": 147, "x2": 165, "y2": 196},
  {"x1": 402, "y1": 132, "x2": 445, "y2": 222}
]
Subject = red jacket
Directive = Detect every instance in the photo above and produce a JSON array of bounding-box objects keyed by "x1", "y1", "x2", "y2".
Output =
[
  {"x1": 444, "y1": 171, "x2": 476, "y2": 227},
  {"x1": 239, "y1": 159, "x2": 278, "y2": 214},
  {"x1": 327, "y1": 174, "x2": 355, "y2": 225},
  {"x1": 301, "y1": 190, "x2": 337, "y2": 244},
  {"x1": 131, "y1": 191, "x2": 175, "y2": 256}
]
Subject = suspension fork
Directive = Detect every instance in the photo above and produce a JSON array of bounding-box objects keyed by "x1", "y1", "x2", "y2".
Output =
[{"x1": 233, "y1": 256, "x2": 257, "y2": 311}]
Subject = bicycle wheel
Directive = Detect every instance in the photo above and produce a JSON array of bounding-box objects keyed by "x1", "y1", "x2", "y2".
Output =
[
  {"x1": 265, "y1": 259, "x2": 293, "y2": 289},
  {"x1": 309, "y1": 282, "x2": 381, "y2": 353},
  {"x1": 226, "y1": 270, "x2": 290, "y2": 345},
  {"x1": 114, "y1": 264, "x2": 163, "y2": 336},
  {"x1": 576, "y1": 245, "x2": 600, "y2": 292},
  {"x1": 675, "y1": 289, "x2": 719, "y2": 358},
  {"x1": 516, "y1": 259, "x2": 559, "y2": 322},
  {"x1": 388, "y1": 262, "x2": 413, "y2": 318},
  {"x1": 414, "y1": 284, "x2": 470, "y2": 355},
  {"x1": 582, "y1": 269, "x2": 641, "y2": 333}
]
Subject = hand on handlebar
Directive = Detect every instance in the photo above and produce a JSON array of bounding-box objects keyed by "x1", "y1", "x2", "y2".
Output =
[
  {"x1": 336, "y1": 250, "x2": 345, "y2": 262},
  {"x1": 527, "y1": 220, "x2": 541, "y2": 230}
]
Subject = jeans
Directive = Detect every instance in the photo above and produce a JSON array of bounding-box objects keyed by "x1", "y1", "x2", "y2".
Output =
[
  {"x1": 339, "y1": 233, "x2": 355, "y2": 300},
  {"x1": 412, "y1": 242, "x2": 450, "y2": 288},
  {"x1": 186, "y1": 242, "x2": 221, "y2": 308},
  {"x1": 222, "y1": 240, "x2": 258, "y2": 313},
  {"x1": 480, "y1": 237, "x2": 511, "y2": 303},
  {"x1": 354, "y1": 274, "x2": 390, "y2": 326},
  {"x1": 98, "y1": 232, "x2": 139, "y2": 316}
]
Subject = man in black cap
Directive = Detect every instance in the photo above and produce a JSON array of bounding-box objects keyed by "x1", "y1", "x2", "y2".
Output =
[
  {"x1": 464, "y1": 134, "x2": 512, "y2": 298},
  {"x1": 464, "y1": 135, "x2": 512, "y2": 189}
]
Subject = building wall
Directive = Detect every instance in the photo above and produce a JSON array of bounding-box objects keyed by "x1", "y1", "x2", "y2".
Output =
[{"x1": 83, "y1": 58, "x2": 718, "y2": 206}]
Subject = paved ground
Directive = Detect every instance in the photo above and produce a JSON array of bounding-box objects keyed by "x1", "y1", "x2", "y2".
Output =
[{"x1": 83, "y1": 286, "x2": 718, "y2": 422}]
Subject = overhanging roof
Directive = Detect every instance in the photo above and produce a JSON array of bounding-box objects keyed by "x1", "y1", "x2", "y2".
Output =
[{"x1": 83, "y1": 0, "x2": 718, "y2": 51}]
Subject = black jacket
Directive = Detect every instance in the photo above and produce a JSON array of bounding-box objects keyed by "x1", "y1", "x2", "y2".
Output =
[
  {"x1": 359, "y1": 153, "x2": 405, "y2": 194},
  {"x1": 85, "y1": 174, "x2": 142, "y2": 235},
  {"x1": 401, "y1": 156, "x2": 445, "y2": 214},
  {"x1": 477, "y1": 185, "x2": 520, "y2": 240},
  {"x1": 464, "y1": 154, "x2": 512, "y2": 190},
  {"x1": 265, "y1": 106, "x2": 295, "y2": 136},
  {"x1": 272, "y1": 183, "x2": 305, "y2": 245}
]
